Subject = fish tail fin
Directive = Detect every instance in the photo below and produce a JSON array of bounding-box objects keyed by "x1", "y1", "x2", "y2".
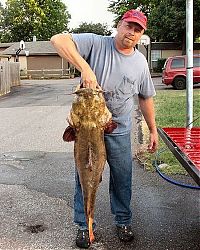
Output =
[
  {"x1": 88, "y1": 217, "x2": 95, "y2": 243},
  {"x1": 63, "y1": 126, "x2": 76, "y2": 142}
]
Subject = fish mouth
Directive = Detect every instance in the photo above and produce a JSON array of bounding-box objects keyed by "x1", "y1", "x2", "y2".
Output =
[{"x1": 74, "y1": 85, "x2": 103, "y2": 95}]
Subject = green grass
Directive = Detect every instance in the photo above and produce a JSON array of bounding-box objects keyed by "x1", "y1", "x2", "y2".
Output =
[
  {"x1": 155, "y1": 89, "x2": 200, "y2": 127},
  {"x1": 143, "y1": 89, "x2": 200, "y2": 175}
]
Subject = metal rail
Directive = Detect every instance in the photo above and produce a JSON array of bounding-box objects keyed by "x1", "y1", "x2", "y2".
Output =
[{"x1": 158, "y1": 128, "x2": 200, "y2": 186}]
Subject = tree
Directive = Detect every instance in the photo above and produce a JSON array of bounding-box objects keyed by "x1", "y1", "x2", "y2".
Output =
[
  {"x1": 148, "y1": 0, "x2": 200, "y2": 46},
  {"x1": 0, "y1": 2, "x2": 4, "y2": 39},
  {"x1": 108, "y1": 0, "x2": 200, "y2": 50},
  {"x1": 0, "y1": 0, "x2": 71, "y2": 42},
  {"x1": 71, "y1": 22, "x2": 112, "y2": 36},
  {"x1": 108, "y1": 0, "x2": 159, "y2": 27}
]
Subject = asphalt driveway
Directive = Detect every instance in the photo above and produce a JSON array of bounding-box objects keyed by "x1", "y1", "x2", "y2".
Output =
[{"x1": 0, "y1": 78, "x2": 199, "y2": 250}]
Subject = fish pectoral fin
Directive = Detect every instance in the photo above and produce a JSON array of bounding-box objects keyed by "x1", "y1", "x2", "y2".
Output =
[
  {"x1": 104, "y1": 120, "x2": 118, "y2": 134},
  {"x1": 63, "y1": 126, "x2": 76, "y2": 142}
]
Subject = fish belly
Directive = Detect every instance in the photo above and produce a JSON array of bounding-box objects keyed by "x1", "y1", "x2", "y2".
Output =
[{"x1": 74, "y1": 128, "x2": 106, "y2": 242}]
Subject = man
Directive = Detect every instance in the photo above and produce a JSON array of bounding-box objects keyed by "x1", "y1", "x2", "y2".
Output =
[{"x1": 51, "y1": 9, "x2": 158, "y2": 249}]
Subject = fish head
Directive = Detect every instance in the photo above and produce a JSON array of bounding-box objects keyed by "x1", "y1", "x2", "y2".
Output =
[{"x1": 71, "y1": 87, "x2": 112, "y2": 129}]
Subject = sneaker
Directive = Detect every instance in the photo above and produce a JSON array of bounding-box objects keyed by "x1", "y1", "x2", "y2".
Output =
[
  {"x1": 116, "y1": 225, "x2": 134, "y2": 242},
  {"x1": 76, "y1": 229, "x2": 90, "y2": 249}
]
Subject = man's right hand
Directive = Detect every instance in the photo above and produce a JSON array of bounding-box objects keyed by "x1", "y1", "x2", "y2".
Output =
[{"x1": 81, "y1": 67, "x2": 99, "y2": 89}]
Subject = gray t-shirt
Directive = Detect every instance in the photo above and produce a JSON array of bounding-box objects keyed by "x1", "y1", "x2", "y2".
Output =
[{"x1": 72, "y1": 33, "x2": 155, "y2": 135}]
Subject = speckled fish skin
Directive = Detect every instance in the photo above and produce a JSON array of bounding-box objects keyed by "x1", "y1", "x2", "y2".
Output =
[{"x1": 69, "y1": 87, "x2": 113, "y2": 243}]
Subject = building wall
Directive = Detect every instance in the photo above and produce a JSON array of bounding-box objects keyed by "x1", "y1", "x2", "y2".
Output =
[
  {"x1": 161, "y1": 49, "x2": 200, "y2": 59},
  {"x1": 19, "y1": 56, "x2": 27, "y2": 71},
  {"x1": 0, "y1": 57, "x2": 10, "y2": 62},
  {"x1": 1, "y1": 55, "x2": 27, "y2": 70},
  {"x1": 161, "y1": 50, "x2": 182, "y2": 58},
  {"x1": 27, "y1": 55, "x2": 62, "y2": 70},
  {"x1": 151, "y1": 48, "x2": 200, "y2": 70},
  {"x1": 26, "y1": 55, "x2": 71, "y2": 78}
]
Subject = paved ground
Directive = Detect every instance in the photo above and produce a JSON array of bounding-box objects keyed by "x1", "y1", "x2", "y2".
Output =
[{"x1": 0, "y1": 78, "x2": 199, "y2": 250}]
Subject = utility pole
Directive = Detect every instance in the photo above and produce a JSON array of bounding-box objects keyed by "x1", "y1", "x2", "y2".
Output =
[{"x1": 186, "y1": 0, "x2": 193, "y2": 128}]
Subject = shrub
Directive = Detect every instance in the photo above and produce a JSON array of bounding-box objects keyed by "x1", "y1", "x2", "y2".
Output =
[{"x1": 153, "y1": 58, "x2": 166, "y2": 72}]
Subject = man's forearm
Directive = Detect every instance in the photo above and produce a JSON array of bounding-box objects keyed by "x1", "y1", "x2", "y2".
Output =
[
  {"x1": 51, "y1": 33, "x2": 97, "y2": 88},
  {"x1": 50, "y1": 33, "x2": 89, "y2": 73}
]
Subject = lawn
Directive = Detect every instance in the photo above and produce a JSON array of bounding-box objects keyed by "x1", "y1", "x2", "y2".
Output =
[
  {"x1": 155, "y1": 89, "x2": 200, "y2": 127},
  {"x1": 140, "y1": 88, "x2": 200, "y2": 175}
]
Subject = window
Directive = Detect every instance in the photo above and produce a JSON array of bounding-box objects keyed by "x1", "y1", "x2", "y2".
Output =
[
  {"x1": 193, "y1": 57, "x2": 200, "y2": 67},
  {"x1": 151, "y1": 50, "x2": 161, "y2": 61},
  {"x1": 171, "y1": 58, "x2": 185, "y2": 68}
]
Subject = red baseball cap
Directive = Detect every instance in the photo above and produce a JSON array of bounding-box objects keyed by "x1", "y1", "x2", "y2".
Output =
[{"x1": 121, "y1": 9, "x2": 147, "y2": 30}]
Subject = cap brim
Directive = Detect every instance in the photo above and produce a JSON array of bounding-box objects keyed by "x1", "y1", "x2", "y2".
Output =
[{"x1": 123, "y1": 18, "x2": 147, "y2": 30}]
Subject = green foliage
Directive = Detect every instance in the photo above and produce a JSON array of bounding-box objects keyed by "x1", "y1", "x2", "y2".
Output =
[
  {"x1": 70, "y1": 22, "x2": 112, "y2": 36},
  {"x1": 0, "y1": 2, "x2": 3, "y2": 37},
  {"x1": 108, "y1": 0, "x2": 200, "y2": 47},
  {"x1": 148, "y1": 0, "x2": 200, "y2": 44},
  {"x1": 108, "y1": 0, "x2": 159, "y2": 27},
  {"x1": 0, "y1": 0, "x2": 71, "y2": 42},
  {"x1": 195, "y1": 37, "x2": 200, "y2": 43},
  {"x1": 153, "y1": 58, "x2": 166, "y2": 73}
]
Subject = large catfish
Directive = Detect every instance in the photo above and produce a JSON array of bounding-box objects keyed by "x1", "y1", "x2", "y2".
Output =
[{"x1": 63, "y1": 85, "x2": 117, "y2": 243}]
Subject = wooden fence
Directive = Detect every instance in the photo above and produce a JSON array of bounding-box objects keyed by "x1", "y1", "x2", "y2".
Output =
[
  {"x1": 0, "y1": 62, "x2": 20, "y2": 96},
  {"x1": 25, "y1": 67, "x2": 76, "y2": 79}
]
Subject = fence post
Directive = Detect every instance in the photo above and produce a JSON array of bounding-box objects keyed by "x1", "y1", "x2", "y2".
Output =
[{"x1": 0, "y1": 62, "x2": 20, "y2": 96}]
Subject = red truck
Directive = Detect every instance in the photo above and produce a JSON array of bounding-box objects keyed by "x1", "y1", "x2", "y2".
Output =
[{"x1": 162, "y1": 54, "x2": 200, "y2": 90}]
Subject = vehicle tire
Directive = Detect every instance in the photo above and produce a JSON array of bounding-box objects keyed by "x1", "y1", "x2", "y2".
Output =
[{"x1": 173, "y1": 77, "x2": 186, "y2": 90}]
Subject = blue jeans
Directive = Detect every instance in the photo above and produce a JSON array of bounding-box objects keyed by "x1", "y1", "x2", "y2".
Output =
[{"x1": 74, "y1": 133, "x2": 133, "y2": 228}]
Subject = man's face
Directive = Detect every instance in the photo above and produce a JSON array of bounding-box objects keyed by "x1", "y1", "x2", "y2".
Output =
[{"x1": 116, "y1": 21, "x2": 144, "y2": 49}]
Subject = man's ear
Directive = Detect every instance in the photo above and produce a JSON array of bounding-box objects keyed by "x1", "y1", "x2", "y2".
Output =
[{"x1": 117, "y1": 20, "x2": 122, "y2": 29}]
